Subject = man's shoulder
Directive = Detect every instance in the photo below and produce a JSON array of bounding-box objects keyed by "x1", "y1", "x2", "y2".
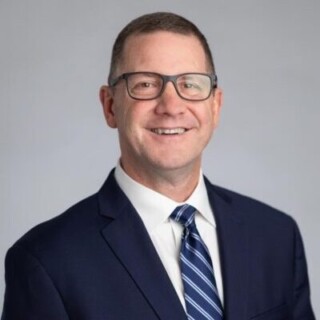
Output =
[
  {"x1": 10, "y1": 193, "x2": 102, "y2": 258},
  {"x1": 204, "y1": 177, "x2": 296, "y2": 227},
  {"x1": 13, "y1": 171, "x2": 116, "y2": 240}
]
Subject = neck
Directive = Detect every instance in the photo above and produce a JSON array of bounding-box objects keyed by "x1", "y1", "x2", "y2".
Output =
[{"x1": 120, "y1": 161, "x2": 201, "y2": 203}]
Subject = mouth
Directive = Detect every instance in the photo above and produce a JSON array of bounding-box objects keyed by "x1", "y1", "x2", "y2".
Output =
[{"x1": 150, "y1": 128, "x2": 188, "y2": 135}]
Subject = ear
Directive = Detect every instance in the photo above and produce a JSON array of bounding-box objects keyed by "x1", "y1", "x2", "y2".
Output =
[
  {"x1": 212, "y1": 88, "x2": 223, "y2": 129},
  {"x1": 99, "y1": 85, "x2": 117, "y2": 128}
]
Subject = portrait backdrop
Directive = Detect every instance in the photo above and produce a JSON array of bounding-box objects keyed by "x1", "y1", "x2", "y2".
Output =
[{"x1": 0, "y1": 0, "x2": 319, "y2": 316}]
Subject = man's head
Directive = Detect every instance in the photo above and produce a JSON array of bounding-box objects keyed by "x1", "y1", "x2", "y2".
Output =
[
  {"x1": 108, "y1": 12, "x2": 215, "y2": 82},
  {"x1": 100, "y1": 12, "x2": 222, "y2": 196}
]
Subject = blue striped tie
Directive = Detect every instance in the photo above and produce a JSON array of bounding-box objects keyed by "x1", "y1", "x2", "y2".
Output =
[{"x1": 171, "y1": 204, "x2": 223, "y2": 320}]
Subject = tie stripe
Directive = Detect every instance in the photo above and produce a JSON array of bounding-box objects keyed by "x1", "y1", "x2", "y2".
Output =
[
  {"x1": 185, "y1": 242, "x2": 215, "y2": 275},
  {"x1": 171, "y1": 204, "x2": 223, "y2": 320},
  {"x1": 180, "y1": 254, "x2": 215, "y2": 291},
  {"x1": 185, "y1": 294, "x2": 216, "y2": 320},
  {"x1": 182, "y1": 275, "x2": 219, "y2": 310}
]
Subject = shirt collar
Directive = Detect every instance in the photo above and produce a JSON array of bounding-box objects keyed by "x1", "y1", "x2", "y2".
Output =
[{"x1": 114, "y1": 162, "x2": 216, "y2": 233}]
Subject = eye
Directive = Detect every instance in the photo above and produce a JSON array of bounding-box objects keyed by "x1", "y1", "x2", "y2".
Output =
[
  {"x1": 135, "y1": 81, "x2": 156, "y2": 89},
  {"x1": 131, "y1": 81, "x2": 160, "y2": 94},
  {"x1": 129, "y1": 74, "x2": 161, "y2": 92},
  {"x1": 183, "y1": 82, "x2": 201, "y2": 89},
  {"x1": 128, "y1": 73, "x2": 162, "y2": 98},
  {"x1": 179, "y1": 80, "x2": 202, "y2": 92}
]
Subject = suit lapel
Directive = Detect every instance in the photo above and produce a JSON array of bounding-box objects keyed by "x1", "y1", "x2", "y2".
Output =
[
  {"x1": 206, "y1": 181, "x2": 249, "y2": 320},
  {"x1": 98, "y1": 172, "x2": 187, "y2": 320}
]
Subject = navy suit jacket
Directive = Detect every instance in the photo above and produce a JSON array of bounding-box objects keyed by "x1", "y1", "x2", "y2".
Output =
[{"x1": 2, "y1": 170, "x2": 315, "y2": 319}]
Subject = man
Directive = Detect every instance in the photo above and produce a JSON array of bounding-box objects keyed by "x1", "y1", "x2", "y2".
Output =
[{"x1": 1, "y1": 12, "x2": 315, "y2": 320}]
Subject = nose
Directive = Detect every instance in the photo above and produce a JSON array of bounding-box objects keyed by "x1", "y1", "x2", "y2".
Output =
[{"x1": 155, "y1": 81, "x2": 186, "y2": 116}]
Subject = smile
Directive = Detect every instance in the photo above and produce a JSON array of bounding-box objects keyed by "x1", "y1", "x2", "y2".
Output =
[{"x1": 151, "y1": 128, "x2": 187, "y2": 135}]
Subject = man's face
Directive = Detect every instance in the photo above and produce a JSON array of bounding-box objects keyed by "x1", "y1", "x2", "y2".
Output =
[{"x1": 101, "y1": 31, "x2": 222, "y2": 182}]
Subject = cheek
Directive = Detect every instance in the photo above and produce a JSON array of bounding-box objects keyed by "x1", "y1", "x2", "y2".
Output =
[
  {"x1": 114, "y1": 103, "x2": 142, "y2": 140},
  {"x1": 206, "y1": 101, "x2": 220, "y2": 129},
  {"x1": 198, "y1": 105, "x2": 216, "y2": 128},
  {"x1": 118, "y1": 99, "x2": 153, "y2": 128},
  {"x1": 113, "y1": 98, "x2": 131, "y2": 128}
]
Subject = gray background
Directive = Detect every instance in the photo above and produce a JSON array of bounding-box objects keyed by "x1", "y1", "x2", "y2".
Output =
[{"x1": 1, "y1": 0, "x2": 319, "y2": 316}]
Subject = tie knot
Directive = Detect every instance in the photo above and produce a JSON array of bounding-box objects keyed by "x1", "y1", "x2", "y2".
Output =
[{"x1": 170, "y1": 204, "x2": 197, "y2": 228}]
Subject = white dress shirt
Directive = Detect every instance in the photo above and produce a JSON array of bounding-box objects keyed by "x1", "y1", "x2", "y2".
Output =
[{"x1": 114, "y1": 163, "x2": 224, "y2": 309}]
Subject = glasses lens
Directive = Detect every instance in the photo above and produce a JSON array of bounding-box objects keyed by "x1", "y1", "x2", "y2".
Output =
[
  {"x1": 176, "y1": 74, "x2": 212, "y2": 100},
  {"x1": 127, "y1": 73, "x2": 163, "y2": 99}
]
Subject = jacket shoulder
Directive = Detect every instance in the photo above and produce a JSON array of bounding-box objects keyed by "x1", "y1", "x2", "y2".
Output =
[
  {"x1": 11, "y1": 193, "x2": 103, "y2": 256},
  {"x1": 205, "y1": 178, "x2": 296, "y2": 226}
]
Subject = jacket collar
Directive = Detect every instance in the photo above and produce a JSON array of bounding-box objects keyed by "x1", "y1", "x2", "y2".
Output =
[
  {"x1": 205, "y1": 178, "x2": 248, "y2": 320},
  {"x1": 98, "y1": 170, "x2": 187, "y2": 320}
]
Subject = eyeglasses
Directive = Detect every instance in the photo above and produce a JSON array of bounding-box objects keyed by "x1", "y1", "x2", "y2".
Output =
[{"x1": 108, "y1": 72, "x2": 218, "y2": 101}]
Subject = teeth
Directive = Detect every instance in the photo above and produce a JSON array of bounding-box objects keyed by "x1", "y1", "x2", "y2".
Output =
[{"x1": 152, "y1": 128, "x2": 186, "y2": 135}]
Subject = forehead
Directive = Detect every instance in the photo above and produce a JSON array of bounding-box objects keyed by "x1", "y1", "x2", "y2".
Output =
[{"x1": 119, "y1": 31, "x2": 209, "y2": 74}]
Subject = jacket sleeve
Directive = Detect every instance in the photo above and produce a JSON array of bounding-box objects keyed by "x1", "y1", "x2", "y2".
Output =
[
  {"x1": 292, "y1": 221, "x2": 315, "y2": 319},
  {"x1": 1, "y1": 245, "x2": 69, "y2": 320}
]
